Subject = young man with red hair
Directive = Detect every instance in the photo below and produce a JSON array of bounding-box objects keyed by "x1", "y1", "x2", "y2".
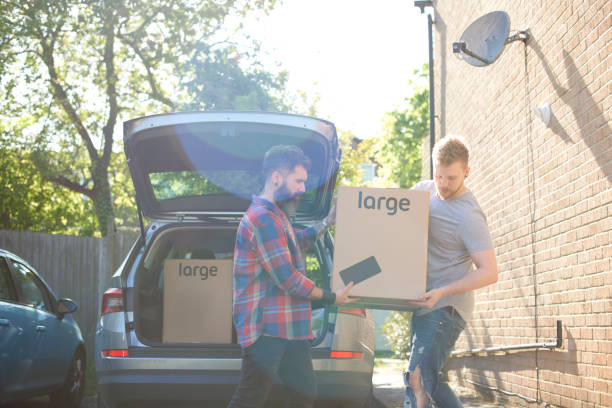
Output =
[{"x1": 405, "y1": 135, "x2": 498, "y2": 408}]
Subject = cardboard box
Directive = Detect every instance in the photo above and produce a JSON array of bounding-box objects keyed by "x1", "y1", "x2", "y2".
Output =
[
  {"x1": 162, "y1": 259, "x2": 233, "y2": 343},
  {"x1": 331, "y1": 186, "x2": 429, "y2": 309}
]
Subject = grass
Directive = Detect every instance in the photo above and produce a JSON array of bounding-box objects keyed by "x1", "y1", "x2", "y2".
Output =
[
  {"x1": 84, "y1": 351, "x2": 98, "y2": 397},
  {"x1": 374, "y1": 350, "x2": 397, "y2": 359},
  {"x1": 373, "y1": 350, "x2": 407, "y2": 372}
]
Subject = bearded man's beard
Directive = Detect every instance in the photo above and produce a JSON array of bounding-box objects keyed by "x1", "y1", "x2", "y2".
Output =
[{"x1": 275, "y1": 183, "x2": 301, "y2": 214}]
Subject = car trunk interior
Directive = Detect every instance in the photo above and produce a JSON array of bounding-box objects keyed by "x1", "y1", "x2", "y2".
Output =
[{"x1": 133, "y1": 224, "x2": 329, "y2": 347}]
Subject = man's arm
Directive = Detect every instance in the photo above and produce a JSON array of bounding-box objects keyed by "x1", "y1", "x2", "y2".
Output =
[
  {"x1": 295, "y1": 227, "x2": 317, "y2": 252},
  {"x1": 253, "y1": 212, "x2": 357, "y2": 305},
  {"x1": 296, "y1": 202, "x2": 336, "y2": 249},
  {"x1": 409, "y1": 248, "x2": 498, "y2": 309}
]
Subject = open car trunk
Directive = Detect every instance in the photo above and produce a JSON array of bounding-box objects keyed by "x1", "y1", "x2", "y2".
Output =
[
  {"x1": 124, "y1": 112, "x2": 339, "y2": 353},
  {"x1": 123, "y1": 112, "x2": 339, "y2": 223},
  {"x1": 132, "y1": 223, "x2": 331, "y2": 349}
]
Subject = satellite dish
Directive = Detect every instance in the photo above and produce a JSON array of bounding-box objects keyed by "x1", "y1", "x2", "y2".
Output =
[{"x1": 453, "y1": 11, "x2": 529, "y2": 67}]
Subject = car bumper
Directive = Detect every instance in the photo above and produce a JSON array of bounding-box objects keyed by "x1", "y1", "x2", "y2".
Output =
[{"x1": 97, "y1": 367, "x2": 372, "y2": 406}]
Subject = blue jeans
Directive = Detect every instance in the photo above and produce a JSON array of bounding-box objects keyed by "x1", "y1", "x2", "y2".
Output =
[
  {"x1": 404, "y1": 307, "x2": 466, "y2": 408},
  {"x1": 227, "y1": 336, "x2": 316, "y2": 408}
]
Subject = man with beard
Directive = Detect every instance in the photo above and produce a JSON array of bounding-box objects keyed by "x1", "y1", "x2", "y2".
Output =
[{"x1": 227, "y1": 145, "x2": 357, "y2": 408}]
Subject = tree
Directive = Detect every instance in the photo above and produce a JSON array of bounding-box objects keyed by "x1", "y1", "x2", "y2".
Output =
[
  {"x1": 0, "y1": 134, "x2": 98, "y2": 234},
  {"x1": 107, "y1": 147, "x2": 140, "y2": 232},
  {"x1": 378, "y1": 65, "x2": 429, "y2": 358},
  {"x1": 336, "y1": 130, "x2": 378, "y2": 188},
  {"x1": 0, "y1": 0, "x2": 278, "y2": 236},
  {"x1": 183, "y1": 45, "x2": 291, "y2": 112},
  {"x1": 377, "y1": 64, "x2": 429, "y2": 188},
  {"x1": 381, "y1": 311, "x2": 412, "y2": 360}
]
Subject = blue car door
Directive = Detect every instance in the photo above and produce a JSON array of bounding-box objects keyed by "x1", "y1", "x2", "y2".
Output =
[
  {"x1": 8, "y1": 260, "x2": 67, "y2": 391},
  {"x1": 0, "y1": 257, "x2": 37, "y2": 401}
]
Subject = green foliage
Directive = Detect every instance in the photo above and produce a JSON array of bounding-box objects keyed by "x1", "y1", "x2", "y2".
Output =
[
  {"x1": 376, "y1": 66, "x2": 430, "y2": 360},
  {"x1": 149, "y1": 170, "x2": 268, "y2": 201},
  {"x1": 304, "y1": 249, "x2": 325, "y2": 290},
  {"x1": 0, "y1": 144, "x2": 98, "y2": 235},
  {"x1": 381, "y1": 311, "x2": 412, "y2": 359},
  {"x1": 84, "y1": 350, "x2": 97, "y2": 397},
  {"x1": 107, "y1": 148, "x2": 139, "y2": 232},
  {"x1": 149, "y1": 171, "x2": 227, "y2": 201},
  {"x1": 377, "y1": 64, "x2": 429, "y2": 188},
  {"x1": 0, "y1": 0, "x2": 282, "y2": 236},
  {"x1": 336, "y1": 130, "x2": 378, "y2": 188},
  {"x1": 335, "y1": 64, "x2": 428, "y2": 191},
  {"x1": 0, "y1": 132, "x2": 138, "y2": 235},
  {"x1": 183, "y1": 46, "x2": 291, "y2": 112}
]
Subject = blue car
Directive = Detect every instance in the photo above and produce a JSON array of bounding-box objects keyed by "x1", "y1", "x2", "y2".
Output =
[{"x1": 0, "y1": 249, "x2": 85, "y2": 408}]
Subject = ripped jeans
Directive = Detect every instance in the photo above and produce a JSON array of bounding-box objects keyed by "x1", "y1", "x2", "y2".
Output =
[{"x1": 404, "y1": 307, "x2": 466, "y2": 408}]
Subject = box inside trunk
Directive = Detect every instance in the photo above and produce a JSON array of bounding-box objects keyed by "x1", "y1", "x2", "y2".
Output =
[{"x1": 134, "y1": 226, "x2": 237, "y2": 344}]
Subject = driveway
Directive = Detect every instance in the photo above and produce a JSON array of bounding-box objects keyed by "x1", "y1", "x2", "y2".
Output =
[
  {"x1": 372, "y1": 358, "x2": 504, "y2": 408},
  {"x1": 0, "y1": 396, "x2": 95, "y2": 408},
  {"x1": 4, "y1": 359, "x2": 504, "y2": 408}
]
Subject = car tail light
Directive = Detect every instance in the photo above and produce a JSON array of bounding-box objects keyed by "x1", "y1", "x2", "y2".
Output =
[
  {"x1": 102, "y1": 349, "x2": 129, "y2": 357},
  {"x1": 339, "y1": 308, "x2": 366, "y2": 318},
  {"x1": 101, "y1": 288, "x2": 124, "y2": 316},
  {"x1": 330, "y1": 351, "x2": 363, "y2": 359}
]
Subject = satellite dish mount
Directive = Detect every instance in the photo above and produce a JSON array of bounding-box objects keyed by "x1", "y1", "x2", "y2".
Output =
[{"x1": 453, "y1": 11, "x2": 530, "y2": 67}]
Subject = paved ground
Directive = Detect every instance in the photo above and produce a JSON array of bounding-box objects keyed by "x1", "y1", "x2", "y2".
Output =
[
  {"x1": 372, "y1": 358, "x2": 503, "y2": 408},
  {"x1": 0, "y1": 396, "x2": 94, "y2": 408},
  {"x1": 5, "y1": 359, "x2": 507, "y2": 408}
]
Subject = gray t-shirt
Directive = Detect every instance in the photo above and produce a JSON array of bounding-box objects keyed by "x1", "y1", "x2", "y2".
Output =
[{"x1": 412, "y1": 180, "x2": 493, "y2": 323}]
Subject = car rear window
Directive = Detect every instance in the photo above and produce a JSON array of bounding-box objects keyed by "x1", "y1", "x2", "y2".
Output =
[
  {"x1": 133, "y1": 121, "x2": 331, "y2": 215},
  {"x1": 149, "y1": 170, "x2": 320, "y2": 204}
]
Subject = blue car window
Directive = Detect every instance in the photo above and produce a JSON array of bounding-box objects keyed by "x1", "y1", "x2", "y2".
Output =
[
  {"x1": 9, "y1": 261, "x2": 52, "y2": 312},
  {"x1": 0, "y1": 258, "x2": 17, "y2": 301}
]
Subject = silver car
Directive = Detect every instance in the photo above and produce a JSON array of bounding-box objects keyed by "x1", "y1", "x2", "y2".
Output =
[{"x1": 95, "y1": 112, "x2": 375, "y2": 407}]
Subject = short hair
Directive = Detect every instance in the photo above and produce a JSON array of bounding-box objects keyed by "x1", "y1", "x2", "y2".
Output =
[
  {"x1": 432, "y1": 135, "x2": 470, "y2": 167},
  {"x1": 262, "y1": 145, "x2": 312, "y2": 181}
]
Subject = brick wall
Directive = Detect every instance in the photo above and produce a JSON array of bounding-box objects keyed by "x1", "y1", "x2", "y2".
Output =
[{"x1": 426, "y1": 1, "x2": 611, "y2": 406}]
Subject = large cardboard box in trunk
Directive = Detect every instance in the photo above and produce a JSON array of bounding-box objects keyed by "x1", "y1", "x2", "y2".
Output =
[
  {"x1": 331, "y1": 186, "x2": 429, "y2": 309},
  {"x1": 162, "y1": 259, "x2": 233, "y2": 343}
]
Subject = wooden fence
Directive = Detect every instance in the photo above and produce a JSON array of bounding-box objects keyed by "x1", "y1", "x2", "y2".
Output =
[{"x1": 0, "y1": 229, "x2": 139, "y2": 353}]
